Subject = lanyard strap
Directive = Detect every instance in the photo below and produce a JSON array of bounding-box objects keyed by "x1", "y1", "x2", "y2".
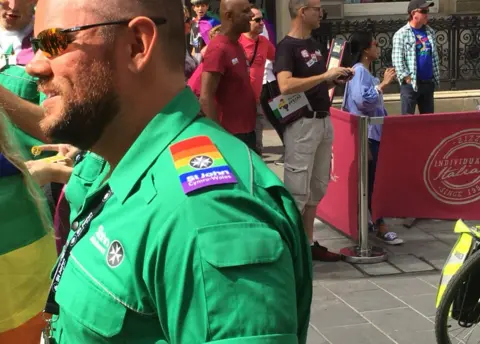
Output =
[{"x1": 44, "y1": 187, "x2": 113, "y2": 316}]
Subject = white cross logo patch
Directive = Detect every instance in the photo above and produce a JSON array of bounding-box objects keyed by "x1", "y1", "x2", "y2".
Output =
[{"x1": 106, "y1": 240, "x2": 124, "y2": 268}]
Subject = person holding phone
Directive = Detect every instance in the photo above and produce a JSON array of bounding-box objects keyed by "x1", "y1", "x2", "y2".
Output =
[
  {"x1": 343, "y1": 31, "x2": 404, "y2": 245},
  {"x1": 275, "y1": 0, "x2": 354, "y2": 261}
]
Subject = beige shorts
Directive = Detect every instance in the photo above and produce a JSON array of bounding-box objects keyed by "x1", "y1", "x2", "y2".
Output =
[{"x1": 283, "y1": 116, "x2": 334, "y2": 211}]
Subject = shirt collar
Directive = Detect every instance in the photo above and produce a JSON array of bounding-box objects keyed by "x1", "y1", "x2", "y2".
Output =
[
  {"x1": 406, "y1": 23, "x2": 433, "y2": 33},
  {"x1": 109, "y1": 87, "x2": 200, "y2": 203}
]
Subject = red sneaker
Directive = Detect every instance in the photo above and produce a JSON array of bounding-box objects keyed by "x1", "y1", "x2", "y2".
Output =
[{"x1": 311, "y1": 242, "x2": 342, "y2": 262}]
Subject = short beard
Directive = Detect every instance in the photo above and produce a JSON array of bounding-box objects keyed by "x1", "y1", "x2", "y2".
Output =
[{"x1": 43, "y1": 61, "x2": 120, "y2": 151}]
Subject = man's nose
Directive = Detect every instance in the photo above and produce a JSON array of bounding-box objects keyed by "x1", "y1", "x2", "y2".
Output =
[
  {"x1": 4, "y1": 0, "x2": 16, "y2": 9},
  {"x1": 26, "y1": 51, "x2": 53, "y2": 79}
]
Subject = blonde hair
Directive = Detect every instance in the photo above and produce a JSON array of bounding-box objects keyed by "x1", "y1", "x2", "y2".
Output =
[
  {"x1": 183, "y1": 5, "x2": 191, "y2": 19},
  {"x1": 209, "y1": 24, "x2": 221, "y2": 40},
  {"x1": 0, "y1": 113, "x2": 53, "y2": 233}
]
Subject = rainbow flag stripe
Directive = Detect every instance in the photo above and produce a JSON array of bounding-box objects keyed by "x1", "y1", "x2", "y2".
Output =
[
  {"x1": 272, "y1": 108, "x2": 283, "y2": 120},
  {"x1": 170, "y1": 136, "x2": 237, "y2": 194}
]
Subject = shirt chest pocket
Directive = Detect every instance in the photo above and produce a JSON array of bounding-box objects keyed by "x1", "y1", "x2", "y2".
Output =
[
  {"x1": 405, "y1": 37, "x2": 416, "y2": 52},
  {"x1": 72, "y1": 154, "x2": 105, "y2": 183},
  {"x1": 55, "y1": 260, "x2": 127, "y2": 340}
]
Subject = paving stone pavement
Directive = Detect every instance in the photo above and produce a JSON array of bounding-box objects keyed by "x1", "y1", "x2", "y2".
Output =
[{"x1": 261, "y1": 127, "x2": 480, "y2": 343}]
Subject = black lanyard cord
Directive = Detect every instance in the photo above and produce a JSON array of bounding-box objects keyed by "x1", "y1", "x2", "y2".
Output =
[{"x1": 44, "y1": 187, "x2": 113, "y2": 316}]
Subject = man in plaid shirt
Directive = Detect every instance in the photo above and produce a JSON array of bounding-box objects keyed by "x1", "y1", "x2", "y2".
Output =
[{"x1": 392, "y1": 0, "x2": 440, "y2": 114}]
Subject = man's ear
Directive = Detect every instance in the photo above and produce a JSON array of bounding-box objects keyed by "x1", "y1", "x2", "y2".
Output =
[
  {"x1": 126, "y1": 17, "x2": 157, "y2": 74},
  {"x1": 299, "y1": 7, "x2": 305, "y2": 19}
]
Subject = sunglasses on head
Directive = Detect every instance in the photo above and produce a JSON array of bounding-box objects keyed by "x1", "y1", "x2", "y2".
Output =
[
  {"x1": 251, "y1": 17, "x2": 264, "y2": 23},
  {"x1": 31, "y1": 17, "x2": 167, "y2": 58}
]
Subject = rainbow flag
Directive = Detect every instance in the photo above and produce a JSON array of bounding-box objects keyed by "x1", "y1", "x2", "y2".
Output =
[
  {"x1": 0, "y1": 175, "x2": 56, "y2": 341},
  {"x1": 170, "y1": 136, "x2": 237, "y2": 194}
]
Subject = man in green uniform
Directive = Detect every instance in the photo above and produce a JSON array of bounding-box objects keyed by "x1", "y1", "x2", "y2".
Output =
[{"x1": 27, "y1": 0, "x2": 313, "y2": 343}]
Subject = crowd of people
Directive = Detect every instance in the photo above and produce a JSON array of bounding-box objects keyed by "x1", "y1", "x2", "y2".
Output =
[{"x1": 0, "y1": 0, "x2": 438, "y2": 342}]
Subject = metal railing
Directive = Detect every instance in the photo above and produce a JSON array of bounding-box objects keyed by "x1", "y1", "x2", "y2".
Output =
[
  {"x1": 340, "y1": 115, "x2": 387, "y2": 264},
  {"x1": 313, "y1": 15, "x2": 480, "y2": 93}
]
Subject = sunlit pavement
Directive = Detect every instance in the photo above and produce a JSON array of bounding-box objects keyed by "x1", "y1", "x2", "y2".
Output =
[{"x1": 261, "y1": 126, "x2": 479, "y2": 343}]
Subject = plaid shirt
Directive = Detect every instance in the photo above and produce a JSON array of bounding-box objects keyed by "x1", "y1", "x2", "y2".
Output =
[{"x1": 392, "y1": 23, "x2": 440, "y2": 91}]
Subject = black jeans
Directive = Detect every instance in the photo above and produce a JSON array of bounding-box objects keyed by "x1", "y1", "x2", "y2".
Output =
[
  {"x1": 368, "y1": 139, "x2": 383, "y2": 225},
  {"x1": 260, "y1": 80, "x2": 285, "y2": 144},
  {"x1": 234, "y1": 131, "x2": 258, "y2": 153},
  {"x1": 400, "y1": 81, "x2": 435, "y2": 115}
]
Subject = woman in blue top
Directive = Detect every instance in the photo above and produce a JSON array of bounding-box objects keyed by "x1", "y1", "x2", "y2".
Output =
[{"x1": 343, "y1": 32, "x2": 404, "y2": 245}]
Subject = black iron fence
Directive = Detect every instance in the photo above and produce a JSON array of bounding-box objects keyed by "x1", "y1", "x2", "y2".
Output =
[{"x1": 313, "y1": 15, "x2": 480, "y2": 92}]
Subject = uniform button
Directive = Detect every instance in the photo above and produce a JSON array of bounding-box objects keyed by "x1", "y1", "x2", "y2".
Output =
[{"x1": 72, "y1": 221, "x2": 79, "y2": 231}]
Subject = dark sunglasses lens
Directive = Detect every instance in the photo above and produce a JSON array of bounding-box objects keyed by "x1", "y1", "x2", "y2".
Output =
[
  {"x1": 36, "y1": 29, "x2": 70, "y2": 57},
  {"x1": 253, "y1": 18, "x2": 263, "y2": 23},
  {"x1": 420, "y1": 9, "x2": 429, "y2": 13}
]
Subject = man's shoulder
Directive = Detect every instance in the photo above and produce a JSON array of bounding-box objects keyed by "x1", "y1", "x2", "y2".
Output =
[
  {"x1": 425, "y1": 25, "x2": 436, "y2": 34},
  {"x1": 258, "y1": 35, "x2": 273, "y2": 48},
  {"x1": 277, "y1": 36, "x2": 293, "y2": 47},
  {"x1": 258, "y1": 35, "x2": 269, "y2": 43},
  {"x1": 394, "y1": 23, "x2": 411, "y2": 36},
  {"x1": 148, "y1": 120, "x2": 286, "y2": 207},
  {"x1": 206, "y1": 35, "x2": 231, "y2": 51},
  {"x1": 134, "y1": 122, "x2": 303, "y2": 258}
]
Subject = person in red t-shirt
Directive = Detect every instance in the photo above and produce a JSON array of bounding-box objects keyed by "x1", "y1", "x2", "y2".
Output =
[
  {"x1": 200, "y1": 0, "x2": 258, "y2": 152},
  {"x1": 238, "y1": 6, "x2": 275, "y2": 154}
]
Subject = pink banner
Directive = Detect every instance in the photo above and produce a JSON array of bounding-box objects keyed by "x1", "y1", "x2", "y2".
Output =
[
  {"x1": 373, "y1": 111, "x2": 480, "y2": 221},
  {"x1": 317, "y1": 108, "x2": 360, "y2": 240}
]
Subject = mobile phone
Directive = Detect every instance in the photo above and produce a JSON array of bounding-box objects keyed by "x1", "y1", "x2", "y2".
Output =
[{"x1": 337, "y1": 70, "x2": 353, "y2": 81}]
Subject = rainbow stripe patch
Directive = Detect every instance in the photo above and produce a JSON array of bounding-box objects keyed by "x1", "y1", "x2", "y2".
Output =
[{"x1": 170, "y1": 136, "x2": 237, "y2": 194}]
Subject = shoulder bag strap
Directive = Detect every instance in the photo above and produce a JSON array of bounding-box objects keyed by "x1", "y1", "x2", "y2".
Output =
[{"x1": 249, "y1": 38, "x2": 260, "y2": 66}]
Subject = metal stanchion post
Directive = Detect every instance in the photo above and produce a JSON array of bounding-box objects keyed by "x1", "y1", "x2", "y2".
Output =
[{"x1": 341, "y1": 116, "x2": 387, "y2": 264}]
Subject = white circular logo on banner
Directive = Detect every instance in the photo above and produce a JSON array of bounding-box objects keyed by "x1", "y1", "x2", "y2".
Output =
[{"x1": 424, "y1": 129, "x2": 480, "y2": 205}]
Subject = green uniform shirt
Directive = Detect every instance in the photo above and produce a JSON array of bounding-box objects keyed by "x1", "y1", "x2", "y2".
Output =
[
  {"x1": 55, "y1": 88, "x2": 312, "y2": 344},
  {"x1": 65, "y1": 151, "x2": 110, "y2": 223},
  {"x1": 0, "y1": 58, "x2": 42, "y2": 158}
]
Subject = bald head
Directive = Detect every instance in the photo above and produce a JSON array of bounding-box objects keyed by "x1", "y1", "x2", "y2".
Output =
[
  {"x1": 219, "y1": 0, "x2": 236, "y2": 16},
  {"x1": 219, "y1": 0, "x2": 252, "y2": 35},
  {"x1": 94, "y1": 0, "x2": 185, "y2": 72},
  {"x1": 36, "y1": 0, "x2": 184, "y2": 73}
]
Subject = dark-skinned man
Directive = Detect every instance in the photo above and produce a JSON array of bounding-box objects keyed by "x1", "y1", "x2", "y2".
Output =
[{"x1": 200, "y1": 0, "x2": 259, "y2": 152}]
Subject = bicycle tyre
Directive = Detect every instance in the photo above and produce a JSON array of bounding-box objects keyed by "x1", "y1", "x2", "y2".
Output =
[{"x1": 435, "y1": 248, "x2": 480, "y2": 344}]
